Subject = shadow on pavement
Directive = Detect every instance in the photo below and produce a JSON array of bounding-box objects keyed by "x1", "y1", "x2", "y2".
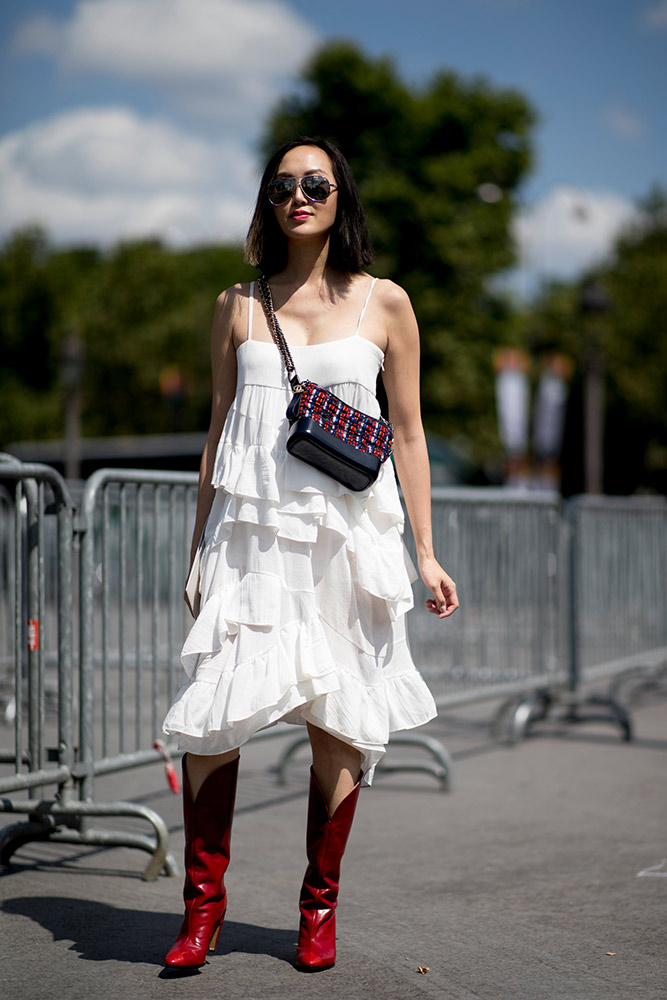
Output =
[
  {"x1": 2, "y1": 896, "x2": 296, "y2": 968},
  {"x1": 0, "y1": 850, "x2": 160, "y2": 880}
]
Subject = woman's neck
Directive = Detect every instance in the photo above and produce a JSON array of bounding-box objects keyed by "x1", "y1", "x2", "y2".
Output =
[{"x1": 278, "y1": 235, "x2": 331, "y2": 290}]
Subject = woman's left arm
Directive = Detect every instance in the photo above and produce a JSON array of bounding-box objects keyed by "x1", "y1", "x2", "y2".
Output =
[{"x1": 380, "y1": 281, "x2": 459, "y2": 619}]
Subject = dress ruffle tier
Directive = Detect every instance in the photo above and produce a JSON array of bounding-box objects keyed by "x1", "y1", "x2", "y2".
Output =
[{"x1": 162, "y1": 342, "x2": 437, "y2": 785}]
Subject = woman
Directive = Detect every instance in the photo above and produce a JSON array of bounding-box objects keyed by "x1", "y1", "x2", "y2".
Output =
[{"x1": 162, "y1": 137, "x2": 458, "y2": 972}]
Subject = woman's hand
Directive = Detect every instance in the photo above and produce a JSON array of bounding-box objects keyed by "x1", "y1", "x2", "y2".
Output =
[{"x1": 419, "y1": 556, "x2": 459, "y2": 619}]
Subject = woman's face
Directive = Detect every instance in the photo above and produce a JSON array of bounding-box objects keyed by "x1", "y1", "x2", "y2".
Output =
[{"x1": 270, "y1": 145, "x2": 338, "y2": 242}]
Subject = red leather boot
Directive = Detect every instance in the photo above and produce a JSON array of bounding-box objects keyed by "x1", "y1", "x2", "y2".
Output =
[
  {"x1": 295, "y1": 766, "x2": 361, "y2": 971},
  {"x1": 165, "y1": 755, "x2": 239, "y2": 968}
]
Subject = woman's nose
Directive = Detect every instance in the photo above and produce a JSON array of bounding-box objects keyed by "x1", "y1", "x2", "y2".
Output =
[{"x1": 291, "y1": 180, "x2": 307, "y2": 206}]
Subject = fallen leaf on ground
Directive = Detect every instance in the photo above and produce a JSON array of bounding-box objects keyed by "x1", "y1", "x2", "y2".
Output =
[
  {"x1": 606, "y1": 952, "x2": 617, "y2": 956},
  {"x1": 417, "y1": 966, "x2": 430, "y2": 975}
]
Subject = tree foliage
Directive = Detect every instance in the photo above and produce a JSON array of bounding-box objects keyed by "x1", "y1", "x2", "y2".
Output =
[
  {"x1": 265, "y1": 42, "x2": 537, "y2": 459},
  {"x1": 525, "y1": 188, "x2": 667, "y2": 494},
  {"x1": 0, "y1": 228, "x2": 252, "y2": 447},
  {"x1": 1, "y1": 42, "x2": 537, "y2": 467}
]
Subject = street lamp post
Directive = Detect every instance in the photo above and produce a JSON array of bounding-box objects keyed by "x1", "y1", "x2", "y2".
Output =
[
  {"x1": 579, "y1": 280, "x2": 610, "y2": 495},
  {"x1": 61, "y1": 329, "x2": 85, "y2": 481}
]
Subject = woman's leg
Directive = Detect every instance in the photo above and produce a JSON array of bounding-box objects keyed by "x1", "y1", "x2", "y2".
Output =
[
  {"x1": 165, "y1": 750, "x2": 240, "y2": 968},
  {"x1": 295, "y1": 725, "x2": 363, "y2": 971},
  {"x1": 306, "y1": 723, "x2": 362, "y2": 813},
  {"x1": 186, "y1": 749, "x2": 239, "y2": 800}
]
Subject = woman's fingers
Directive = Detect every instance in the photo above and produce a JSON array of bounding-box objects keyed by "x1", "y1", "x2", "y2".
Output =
[
  {"x1": 418, "y1": 557, "x2": 459, "y2": 619},
  {"x1": 425, "y1": 598, "x2": 456, "y2": 618},
  {"x1": 425, "y1": 578, "x2": 459, "y2": 618}
]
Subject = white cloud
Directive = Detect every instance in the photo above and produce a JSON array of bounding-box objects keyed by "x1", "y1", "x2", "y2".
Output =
[
  {"x1": 602, "y1": 105, "x2": 646, "y2": 140},
  {"x1": 642, "y1": 2, "x2": 667, "y2": 27},
  {"x1": 13, "y1": 0, "x2": 318, "y2": 122},
  {"x1": 0, "y1": 106, "x2": 258, "y2": 246},
  {"x1": 514, "y1": 186, "x2": 638, "y2": 280}
]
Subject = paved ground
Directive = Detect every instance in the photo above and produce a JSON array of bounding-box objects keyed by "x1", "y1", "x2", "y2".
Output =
[{"x1": 1, "y1": 692, "x2": 666, "y2": 1000}]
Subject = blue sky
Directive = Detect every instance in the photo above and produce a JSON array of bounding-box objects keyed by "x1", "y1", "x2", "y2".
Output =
[{"x1": 1, "y1": 0, "x2": 665, "y2": 287}]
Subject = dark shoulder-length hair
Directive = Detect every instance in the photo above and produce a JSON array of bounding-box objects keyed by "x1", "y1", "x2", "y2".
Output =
[{"x1": 244, "y1": 136, "x2": 374, "y2": 276}]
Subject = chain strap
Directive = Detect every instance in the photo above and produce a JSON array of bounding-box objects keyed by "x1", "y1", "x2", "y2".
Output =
[{"x1": 257, "y1": 275, "x2": 304, "y2": 392}]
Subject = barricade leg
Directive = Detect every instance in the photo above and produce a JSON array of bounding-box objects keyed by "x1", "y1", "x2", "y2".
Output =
[
  {"x1": 495, "y1": 688, "x2": 632, "y2": 742},
  {"x1": 275, "y1": 732, "x2": 453, "y2": 791},
  {"x1": 0, "y1": 798, "x2": 178, "y2": 880},
  {"x1": 608, "y1": 660, "x2": 667, "y2": 706}
]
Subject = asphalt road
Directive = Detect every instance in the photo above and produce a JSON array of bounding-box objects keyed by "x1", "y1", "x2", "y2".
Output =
[{"x1": 1, "y1": 695, "x2": 666, "y2": 1000}]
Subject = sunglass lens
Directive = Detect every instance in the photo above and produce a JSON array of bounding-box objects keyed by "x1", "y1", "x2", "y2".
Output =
[
  {"x1": 302, "y1": 176, "x2": 331, "y2": 202},
  {"x1": 267, "y1": 179, "x2": 294, "y2": 205}
]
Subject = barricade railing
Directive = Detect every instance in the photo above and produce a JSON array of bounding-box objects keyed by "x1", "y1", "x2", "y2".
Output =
[
  {"x1": 0, "y1": 456, "x2": 75, "y2": 794},
  {"x1": 2, "y1": 454, "x2": 665, "y2": 872},
  {"x1": 0, "y1": 459, "x2": 179, "y2": 879},
  {"x1": 568, "y1": 495, "x2": 667, "y2": 684},
  {"x1": 485, "y1": 494, "x2": 666, "y2": 741},
  {"x1": 555, "y1": 494, "x2": 667, "y2": 725},
  {"x1": 407, "y1": 489, "x2": 570, "y2": 704},
  {"x1": 77, "y1": 468, "x2": 198, "y2": 803}
]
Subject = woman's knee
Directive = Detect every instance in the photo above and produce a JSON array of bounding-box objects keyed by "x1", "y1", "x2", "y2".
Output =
[{"x1": 307, "y1": 724, "x2": 361, "y2": 766}]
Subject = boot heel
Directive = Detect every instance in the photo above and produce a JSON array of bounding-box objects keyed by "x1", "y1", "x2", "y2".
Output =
[{"x1": 208, "y1": 920, "x2": 223, "y2": 952}]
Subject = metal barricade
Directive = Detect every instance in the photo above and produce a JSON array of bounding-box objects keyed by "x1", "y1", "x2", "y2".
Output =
[
  {"x1": 569, "y1": 495, "x2": 667, "y2": 683},
  {"x1": 77, "y1": 468, "x2": 198, "y2": 780},
  {"x1": 1, "y1": 480, "x2": 16, "y2": 716},
  {"x1": 75, "y1": 469, "x2": 201, "y2": 871},
  {"x1": 2, "y1": 454, "x2": 664, "y2": 870},
  {"x1": 0, "y1": 460, "x2": 184, "y2": 879},
  {"x1": 496, "y1": 495, "x2": 666, "y2": 741},
  {"x1": 0, "y1": 459, "x2": 78, "y2": 857},
  {"x1": 567, "y1": 495, "x2": 667, "y2": 714},
  {"x1": 406, "y1": 489, "x2": 569, "y2": 704}
]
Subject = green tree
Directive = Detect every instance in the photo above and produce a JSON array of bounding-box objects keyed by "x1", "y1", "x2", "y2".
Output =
[
  {"x1": 0, "y1": 227, "x2": 71, "y2": 445},
  {"x1": 602, "y1": 188, "x2": 667, "y2": 492},
  {"x1": 525, "y1": 187, "x2": 667, "y2": 494},
  {"x1": 0, "y1": 231, "x2": 253, "y2": 447},
  {"x1": 265, "y1": 41, "x2": 537, "y2": 461}
]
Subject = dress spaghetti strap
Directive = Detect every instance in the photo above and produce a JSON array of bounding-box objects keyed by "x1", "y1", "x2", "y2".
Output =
[
  {"x1": 247, "y1": 281, "x2": 255, "y2": 341},
  {"x1": 353, "y1": 277, "x2": 378, "y2": 337}
]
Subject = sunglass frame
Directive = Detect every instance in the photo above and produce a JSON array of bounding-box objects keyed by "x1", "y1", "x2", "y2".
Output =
[{"x1": 267, "y1": 174, "x2": 337, "y2": 206}]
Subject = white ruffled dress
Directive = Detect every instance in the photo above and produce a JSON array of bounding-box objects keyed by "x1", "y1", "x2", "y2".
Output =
[{"x1": 162, "y1": 279, "x2": 437, "y2": 784}]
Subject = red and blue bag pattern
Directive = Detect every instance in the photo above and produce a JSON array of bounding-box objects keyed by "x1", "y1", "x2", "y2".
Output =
[{"x1": 289, "y1": 381, "x2": 393, "y2": 461}]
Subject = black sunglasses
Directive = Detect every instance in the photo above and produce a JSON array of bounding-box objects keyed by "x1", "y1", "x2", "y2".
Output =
[{"x1": 267, "y1": 174, "x2": 337, "y2": 207}]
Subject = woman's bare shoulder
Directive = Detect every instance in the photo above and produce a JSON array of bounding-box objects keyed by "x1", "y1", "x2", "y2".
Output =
[
  {"x1": 370, "y1": 278, "x2": 416, "y2": 331},
  {"x1": 372, "y1": 277, "x2": 413, "y2": 312},
  {"x1": 208, "y1": 284, "x2": 252, "y2": 357},
  {"x1": 211, "y1": 281, "x2": 255, "y2": 335},
  {"x1": 214, "y1": 281, "x2": 253, "y2": 313}
]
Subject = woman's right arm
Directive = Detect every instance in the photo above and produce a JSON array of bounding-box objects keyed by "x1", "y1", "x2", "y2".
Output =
[{"x1": 188, "y1": 286, "x2": 241, "y2": 566}]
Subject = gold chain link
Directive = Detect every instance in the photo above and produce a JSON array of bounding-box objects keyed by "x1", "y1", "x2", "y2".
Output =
[{"x1": 257, "y1": 276, "x2": 304, "y2": 391}]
